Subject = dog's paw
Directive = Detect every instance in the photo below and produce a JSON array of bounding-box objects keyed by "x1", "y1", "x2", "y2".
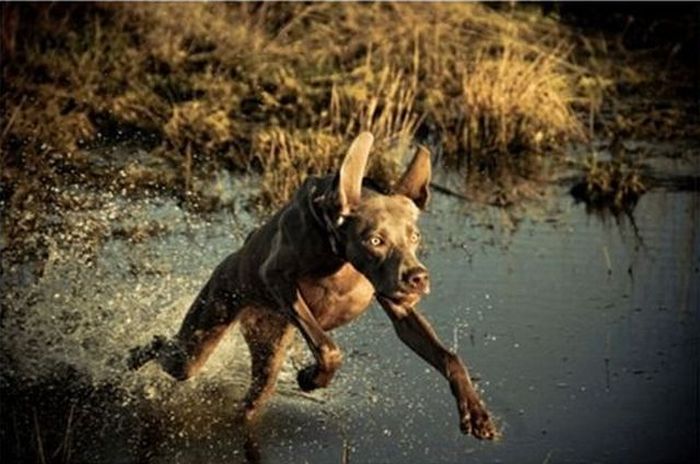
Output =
[
  {"x1": 127, "y1": 335, "x2": 165, "y2": 371},
  {"x1": 126, "y1": 346, "x2": 148, "y2": 371},
  {"x1": 460, "y1": 400, "x2": 498, "y2": 440},
  {"x1": 126, "y1": 352, "x2": 138, "y2": 371},
  {"x1": 296, "y1": 365, "x2": 319, "y2": 392}
]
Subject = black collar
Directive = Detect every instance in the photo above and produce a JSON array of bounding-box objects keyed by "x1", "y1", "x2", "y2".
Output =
[{"x1": 306, "y1": 183, "x2": 345, "y2": 258}]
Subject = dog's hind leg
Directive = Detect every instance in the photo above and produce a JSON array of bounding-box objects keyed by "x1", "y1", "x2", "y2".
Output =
[
  {"x1": 239, "y1": 308, "x2": 295, "y2": 421},
  {"x1": 128, "y1": 297, "x2": 238, "y2": 380},
  {"x1": 128, "y1": 254, "x2": 246, "y2": 380}
]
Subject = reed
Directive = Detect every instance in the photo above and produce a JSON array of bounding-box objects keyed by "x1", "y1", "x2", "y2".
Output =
[{"x1": 1, "y1": 2, "x2": 609, "y2": 255}]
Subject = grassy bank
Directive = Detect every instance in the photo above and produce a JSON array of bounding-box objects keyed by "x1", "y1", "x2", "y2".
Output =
[
  {"x1": 1, "y1": 2, "x2": 696, "y2": 259},
  {"x1": 1, "y1": 4, "x2": 585, "y2": 190}
]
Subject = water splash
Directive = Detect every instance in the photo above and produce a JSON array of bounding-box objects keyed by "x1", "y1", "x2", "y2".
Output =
[{"x1": 0, "y1": 178, "x2": 269, "y2": 398}]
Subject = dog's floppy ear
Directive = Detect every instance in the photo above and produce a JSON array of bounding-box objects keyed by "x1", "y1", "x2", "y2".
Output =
[
  {"x1": 338, "y1": 132, "x2": 373, "y2": 216},
  {"x1": 396, "y1": 145, "x2": 432, "y2": 209}
]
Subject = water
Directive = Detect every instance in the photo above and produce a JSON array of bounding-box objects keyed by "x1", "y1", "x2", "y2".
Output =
[{"x1": 1, "y1": 172, "x2": 698, "y2": 463}]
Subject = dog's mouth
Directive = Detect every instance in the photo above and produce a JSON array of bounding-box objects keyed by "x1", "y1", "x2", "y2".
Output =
[{"x1": 376, "y1": 291, "x2": 421, "y2": 308}]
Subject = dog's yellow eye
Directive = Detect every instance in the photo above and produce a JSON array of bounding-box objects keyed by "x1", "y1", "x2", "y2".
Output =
[
  {"x1": 410, "y1": 232, "x2": 421, "y2": 243},
  {"x1": 369, "y1": 236, "x2": 383, "y2": 247}
]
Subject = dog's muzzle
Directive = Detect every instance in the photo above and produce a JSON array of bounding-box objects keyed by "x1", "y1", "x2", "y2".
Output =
[{"x1": 401, "y1": 266, "x2": 431, "y2": 295}]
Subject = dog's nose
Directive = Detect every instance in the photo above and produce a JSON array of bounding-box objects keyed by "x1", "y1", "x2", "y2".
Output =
[{"x1": 403, "y1": 267, "x2": 430, "y2": 294}]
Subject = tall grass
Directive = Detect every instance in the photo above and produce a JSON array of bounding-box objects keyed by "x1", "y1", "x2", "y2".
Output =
[{"x1": 2, "y1": 3, "x2": 594, "y2": 253}]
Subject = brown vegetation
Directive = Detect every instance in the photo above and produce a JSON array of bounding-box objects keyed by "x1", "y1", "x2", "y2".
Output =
[
  {"x1": 1, "y1": 4, "x2": 587, "y2": 195},
  {"x1": 1, "y1": 2, "x2": 693, "y2": 259},
  {"x1": 571, "y1": 156, "x2": 647, "y2": 213}
]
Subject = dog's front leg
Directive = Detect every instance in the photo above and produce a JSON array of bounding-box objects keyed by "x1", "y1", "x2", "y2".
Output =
[
  {"x1": 377, "y1": 298, "x2": 497, "y2": 440},
  {"x1": 260, "y1": 227, "x2": 343, "y2": 392},
  {"x1": 288, "y1": 290, "x2": 343, "y2": 391},
  {"x1": 266, "y1": 286, "x2": 342, "y2": 391}
]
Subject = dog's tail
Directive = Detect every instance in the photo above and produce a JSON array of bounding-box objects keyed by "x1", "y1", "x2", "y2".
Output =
[{"x1": 127, "y1": 335, "x2": 166, "y2": 371}]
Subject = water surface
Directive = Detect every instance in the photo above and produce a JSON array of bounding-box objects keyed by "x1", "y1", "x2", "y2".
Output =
[{"x1": 1, "y1": 176, "x2": 698, "y2": 463}]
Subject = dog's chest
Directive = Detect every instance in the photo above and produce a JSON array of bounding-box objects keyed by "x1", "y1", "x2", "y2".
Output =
[{"x1": 298, "y1": 263, "x2": 375, "y2": 331}]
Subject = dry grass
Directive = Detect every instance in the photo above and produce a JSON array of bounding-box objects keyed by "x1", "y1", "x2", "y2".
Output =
[
  {"x1": 461, "y1": 47, "x2": 583, "y2": 159},
  {"x1": 571, "y1": 156, "x2": 647, "y2": 213},
  {"x1": 2, "y1": 2, "x2": 605, "y2": 256}
]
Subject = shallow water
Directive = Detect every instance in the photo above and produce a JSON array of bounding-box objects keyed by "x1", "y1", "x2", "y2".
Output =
[{"x1": 1, "y1": 172, "x2": 698, "y2": 463}]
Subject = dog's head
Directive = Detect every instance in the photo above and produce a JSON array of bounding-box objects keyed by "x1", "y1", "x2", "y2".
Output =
[{"x1": 332, "y1": 132, "x2": 431, "y2": 308}]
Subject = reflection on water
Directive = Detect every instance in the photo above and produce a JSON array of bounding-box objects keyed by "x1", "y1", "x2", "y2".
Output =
[{"x1": 1, "y1": 177, "x2": 698, "y2": 463}]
